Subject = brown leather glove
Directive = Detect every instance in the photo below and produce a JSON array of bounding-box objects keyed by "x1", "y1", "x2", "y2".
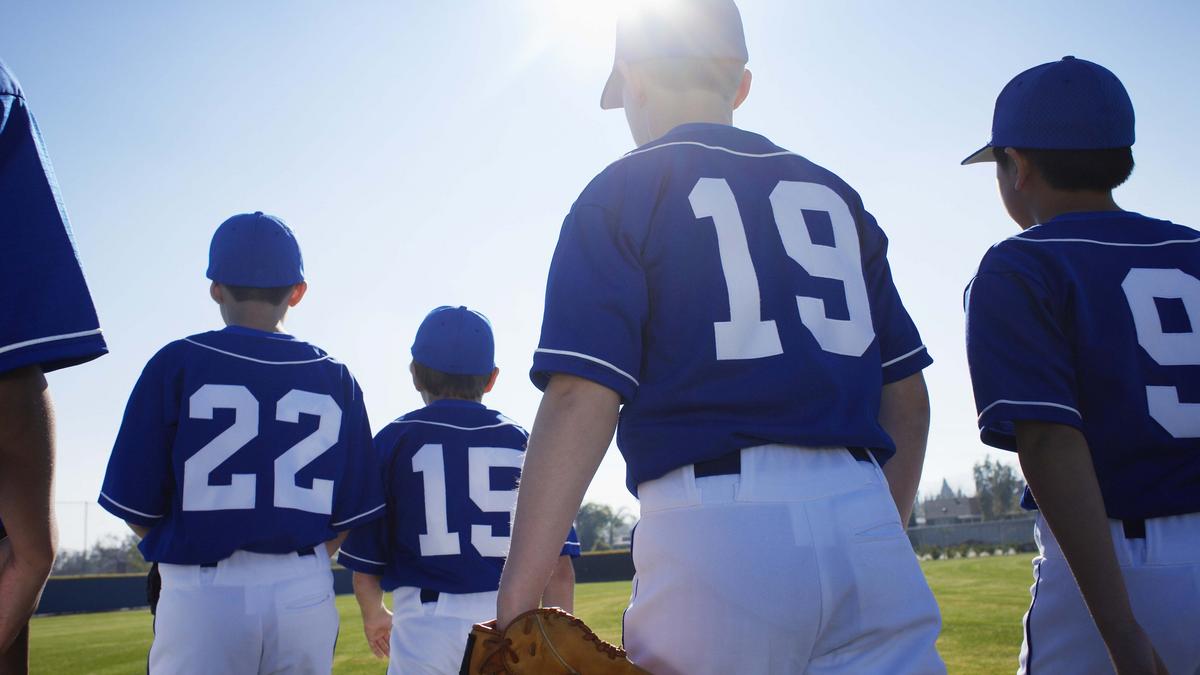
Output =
[{"x1": 460, "y1": 608, "x2": 652, "y2": 674}]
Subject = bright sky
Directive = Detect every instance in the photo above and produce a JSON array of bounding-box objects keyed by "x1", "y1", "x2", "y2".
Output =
[{"x1": 3, "y1": 1, "x2": 1198, "y2": 551}]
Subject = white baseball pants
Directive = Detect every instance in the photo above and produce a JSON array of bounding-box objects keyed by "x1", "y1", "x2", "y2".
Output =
[
  {"x1": 623, "y1": 444, "x2": 945, "y2": 675},
  {"x1": 386, "y1": 587, "x2": 497, "y2": 675},
  {"x1": 1019, "y1": 512, "x2": 1200, "y2": 675},
  {"x1": 150, "y1": 547, "x2": 337, "y2": 675}
]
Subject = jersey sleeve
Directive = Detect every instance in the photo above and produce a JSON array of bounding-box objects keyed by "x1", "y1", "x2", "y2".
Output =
[
  {"x1": 0, "y1": 82, "x2": 106, "y2": 375},
  {"x1": 560, "y1": 525, "x2": 581, "y2": 558},
  {"x1": 859, "y1": 209, "x2": 932, "y2": 383},
  {"x1": 99, "y1": 351, "x2": 177, "y2": 528},
  {"x1": 965, "y1": 265, "x2": 1082, "y2": 451},
  {"x1": 329, "y1": 375, "x2": 386, "y2": 531},
  {"x1": 531, "y1": 204, "x2": 648, "y2": 402},
  {"x1": 337, "y1": 424, "x2": 398, "y2": 574}
]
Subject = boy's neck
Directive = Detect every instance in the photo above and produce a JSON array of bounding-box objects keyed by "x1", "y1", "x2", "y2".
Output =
[
  {"x1": 638, "y1": 98, "x2": 734, "y2": 146},
  {"x1": 1025, "y1": 190, "x2": 1121, "y2": 229},
  {"x1": 220, "y1": 305, "x2": 288, "y2": 333},
  {"x1": 422, "y1": 394, "x2": 483, "y2": 406}
]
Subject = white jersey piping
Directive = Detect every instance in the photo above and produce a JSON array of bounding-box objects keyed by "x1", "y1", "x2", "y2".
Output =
[
  {"x1": 183, "y1": 338, "x2": 332, "y2": 365},
  {"x1": 0, "y1": 328, "x2": 103, "y2": 356}
]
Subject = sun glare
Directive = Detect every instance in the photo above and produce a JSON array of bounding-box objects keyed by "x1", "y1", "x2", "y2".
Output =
[{"x1": 524, "y1": 0, "x2": 627, "y2": 64}]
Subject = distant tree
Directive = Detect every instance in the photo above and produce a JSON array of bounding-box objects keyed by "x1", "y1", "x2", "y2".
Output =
[
  {"x1": 52, "y1": 534, "x2": 150, "y2": 576},
  {"x1": 576, "y1": 502, "x2": 615, "y2": 552},
  {"x1": 973, "y1": 458, "x2": 1025, "y2": 520}
]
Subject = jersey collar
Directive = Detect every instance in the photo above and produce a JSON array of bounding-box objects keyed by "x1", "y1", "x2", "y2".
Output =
[
  {"x1": 220, "y1": 325, "x2": 298, "y2": 341},
  {"x1": 427, "y1": 398, "x2": 486, "y2": 410}
]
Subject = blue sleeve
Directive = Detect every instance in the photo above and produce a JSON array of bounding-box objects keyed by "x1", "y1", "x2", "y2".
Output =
[
  {"x1": 965, "y1": 267, "x2": 1082, "y2": 451},
  {"x1": 859, "y1": 210, "x2": 932, "y2": 383},
  {"x1": 560, "y1": 525, "x2": 581, "y2": 558},
  {"x1": 338, "y1": 424, "x2": 400, "y2": 574},
  {"x1": 338, "y1": 517, "x2": 388, "y2": 575},
  {"x1": 0, "y1": 80, "x2": 106, "y2": 375},
  {"x1": 330, "y1": 375, "x2": 386, "y2": 530},
  {"x1": 99, "y1": 351, "x2": 178, "y2": 528},
  {"x1": 531, "y1": 204, "x2": 647, "y2": 403}
]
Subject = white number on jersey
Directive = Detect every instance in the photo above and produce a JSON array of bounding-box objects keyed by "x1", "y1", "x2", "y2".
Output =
[
  {"x1": 1121, "y1": 267, "x2": 1200, "y2": 438},
  {"x1": 412, "y1": 444, "x2": 524, "y2": 557},
  {"x1": 182, "y1": 384, "x2": 342, "y2": 513},
  {"x1": 689, "y1": 178, "x2": 875, "y2": 360}
]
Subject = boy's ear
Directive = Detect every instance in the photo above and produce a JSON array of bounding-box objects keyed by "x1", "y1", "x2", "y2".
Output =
[
  {"x1": 410, "y1": 361, "x2": 423, "y2": 393},
  {"x1": 287, "y1": 281, "x2": 308, "y2": 308},
  {"x1": 1004, "y1": 148, "x2": 1032, "y2": 191},
  {"x1": 617, "y1": 61, "x2": 645, "y2": 107},
  {"x1": 483, "y1": 367, "x2": 500, "y2": 394},
  {"x1": 209, "y1": 282, "x2": 223, "y2": 304},
  {"x1": 733, "y1": 68, "x2": 752, "y2": 110}
]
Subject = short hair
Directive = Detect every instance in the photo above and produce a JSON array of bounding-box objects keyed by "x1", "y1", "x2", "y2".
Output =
[
  {"x1": 993, "y1": 147, "x2": 1134, "y2": 192},
  {"x1": 223, "y1": 284, "x2": 294, "y2": 305},
  {"x1": 412, "y1": 361, "x2": 491, "y2": 401},
  {"x1": 631, "y1": 57, "x2": 746, "y2": 103}
]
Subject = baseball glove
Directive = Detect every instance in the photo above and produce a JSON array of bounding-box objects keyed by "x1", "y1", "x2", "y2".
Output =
[{"x1": 460, "y1": 608, "x2": 651, "y2": 674}]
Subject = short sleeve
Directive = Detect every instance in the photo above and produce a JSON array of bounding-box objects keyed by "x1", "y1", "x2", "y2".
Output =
[
  {"x1": 330, "y1": 376, "x2": 386, "y2": 530},
  {"x1": 859, "y1": 211, "x2": 932, "y2": 383},
  {"x1": 965, "y1": 269, "x2": 1082, "y2": 451},
  {"x1": 560, "y1": 525, "x2": 582, "y2": 558},
  {"x1": 99, "y1": 352, "x2": 178, "y2": 527},
  {"x1": 0, "y1": 84, "x2": 106, "y2": 375},
  {"x1": 531, "y1": 204, "x2": 647, "y2": 402},
  {"x1": 338, "y1": 517, "x2": 388, "y2": 575}
]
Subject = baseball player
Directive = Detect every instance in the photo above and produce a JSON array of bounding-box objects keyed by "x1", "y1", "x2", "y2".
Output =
[
  {"x1": 98, "y1": 212, "x2": 386, "y2": 675},
  {"x1": 496, "y1": 2, "x2": 945, "y2": 673},
  {"x1": 0, "y1": 58, "x2": 108, "y2": 673},
  {"x1": 339, "y1": 306, "x2": 580, "y2": 675},
  {"x1": 963, "y1": 57, "x2": 1200, "y2": 675}
]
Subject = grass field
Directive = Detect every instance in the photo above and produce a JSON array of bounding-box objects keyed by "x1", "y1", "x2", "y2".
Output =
[{"x1": 29, "y1": 555, "x2": 1033, "y2": 674}]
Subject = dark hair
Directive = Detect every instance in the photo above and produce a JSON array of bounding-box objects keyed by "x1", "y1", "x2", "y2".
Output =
[
  {"x1": 223, "y1": 284, "x2": 294, "y2": 305},
  {"x1": 632, "y1": 57, "x2": 746, "y2": 102},
  {"x1": 993, "y1": 147, "x2": 1134, "y2": 192},
  {"x1": 412, "y1": 361, "x2": 491, "y2": 400}
]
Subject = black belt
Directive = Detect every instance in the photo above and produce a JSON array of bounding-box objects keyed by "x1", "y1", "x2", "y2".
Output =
[
  {"x1": 1122, "y1": 518, "x2": 1146, "y2": 539},
  {"x1": 199, "y1": 546, "x2": 317, "y2": 568},
  {"x1": 694, "y1": 447, "x2": 872, "y2": 478},
  {"x1": 420, "y1": 588, "x2": 441, "y2": 604}
]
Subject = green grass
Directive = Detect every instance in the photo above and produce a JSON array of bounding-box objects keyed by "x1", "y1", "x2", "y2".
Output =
[{"x1": 29, "y1": 555, "x2": 1034, "y2": 674}]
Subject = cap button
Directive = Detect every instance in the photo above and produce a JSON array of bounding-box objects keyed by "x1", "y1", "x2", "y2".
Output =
[
  {"x1": 458, "y1": 305, "x2": 467, "y2": 310},
  {"x1": 254, "y1": 211, "x2": 264, "y2": 216},
  {"x1": 1063, "y1": 55, "x2": 1076, "y2": 60}
]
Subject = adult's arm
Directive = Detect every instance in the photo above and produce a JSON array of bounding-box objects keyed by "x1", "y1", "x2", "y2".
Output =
[{"x1": 541, "y1": 554, "x2": 576, "y2": 613}]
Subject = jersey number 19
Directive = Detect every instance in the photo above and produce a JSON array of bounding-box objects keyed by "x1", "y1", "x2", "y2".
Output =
[{"x1": 690, "y1": 178, "x2": 876, "y2": 361}]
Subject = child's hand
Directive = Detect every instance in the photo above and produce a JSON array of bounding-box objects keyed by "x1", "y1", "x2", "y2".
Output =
[{"x1": 361, "y1": 605, "x2": 393, "y2": 659}]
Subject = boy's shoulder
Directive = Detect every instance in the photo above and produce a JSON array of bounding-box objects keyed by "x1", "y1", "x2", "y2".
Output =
[
  {"x1": 573, "y1": 124, "x2": 864, "y2": 217},
  {"x1": 143, "y1": 329, "x2": 353, "y2": 388},
  {"x1": 383, "y1": 402, "x2": 528, "y2": 445}
]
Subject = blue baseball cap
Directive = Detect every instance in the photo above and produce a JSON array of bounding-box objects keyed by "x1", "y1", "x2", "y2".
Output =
[
  {"x1": 411, "y1": 306, "x2": 495, "y2": 376},
  {"x1": 600, "y1": 0, "x2": 748, "y2": 110},
  {"x1": 962, "y1": 56, "x2": 1135, "y2": 165},
  {"x1": 206, "y1": 212, "x2": 305, "y2": 287}
]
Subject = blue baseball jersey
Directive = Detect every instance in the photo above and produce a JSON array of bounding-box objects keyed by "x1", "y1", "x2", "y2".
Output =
[
  {"x1": 966, "y1": 211, "x2": 1200, "y2": 520},
  {"x1": 531, "y1": 123, "x2": 931, "y2": 492},
  {"x1": 99, "y1": 326, "x2": 385, "y2": 564},
  {"x1": 0, "y1": 59, "x2": 106, "y2": 376},
  {"x1": 338, "y1": 400, "x2": 580, "y2": 594}
]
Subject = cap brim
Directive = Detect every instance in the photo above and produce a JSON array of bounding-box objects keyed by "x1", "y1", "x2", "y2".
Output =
[
  {"x1": 961, "y1": 145, "x2": 996, "y2": 165},
  {"x1": 600, "y1": 65, "x2": 623, "y2": 110}
]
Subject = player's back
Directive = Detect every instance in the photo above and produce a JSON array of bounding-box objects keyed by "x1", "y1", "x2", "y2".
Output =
[
  {"x1": 969, "y1": 211, "x2": 1200, "y2": 519},
  {"x1": 372, "y1": 400, "x2": 530, "y2": 593},
  {"x1": 100, "y1": 325, "x2": 382, "y2": 564},
  {"x1": 535, "y1": 123, "x2": 930, "y2": 491}
]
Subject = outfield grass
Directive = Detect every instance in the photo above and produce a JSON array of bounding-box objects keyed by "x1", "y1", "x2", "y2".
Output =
[{"x1": 29, "y1": 555, "x2": 1033, "y2": 674}]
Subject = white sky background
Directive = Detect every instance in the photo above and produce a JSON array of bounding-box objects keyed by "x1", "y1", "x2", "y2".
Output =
[{"x1": 2, "y1": 1, "x2": 1197, "y2": 551}]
